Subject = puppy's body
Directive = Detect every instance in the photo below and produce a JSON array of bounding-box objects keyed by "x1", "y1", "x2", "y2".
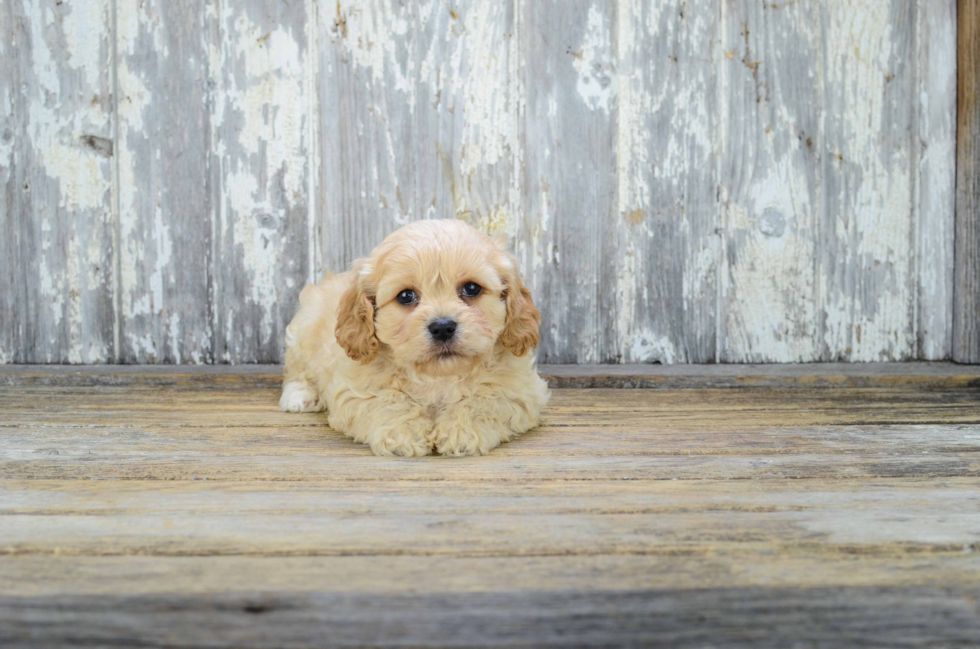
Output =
[{"x1": 280, "y1": 220, "x2": 550, "y2": 457}]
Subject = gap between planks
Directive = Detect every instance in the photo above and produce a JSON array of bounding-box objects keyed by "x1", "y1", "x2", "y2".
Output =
[{"x1": 2, "y1": 362, "x2": 980, "y2": 389}]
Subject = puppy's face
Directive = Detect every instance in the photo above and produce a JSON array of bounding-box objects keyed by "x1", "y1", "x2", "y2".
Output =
[{"x1": 335, "y1": 220, "x2": 539, "y2": 376}]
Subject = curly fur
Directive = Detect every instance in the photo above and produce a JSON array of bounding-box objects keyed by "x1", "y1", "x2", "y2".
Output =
[{"x1": 280, "y1": 219, "x2": 550, "y2": 457}]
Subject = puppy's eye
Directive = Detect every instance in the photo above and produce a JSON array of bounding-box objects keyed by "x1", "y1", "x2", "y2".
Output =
[
  {"x1": 396, "y1": 289, "x2": 418, "y2": 305},
  {"x1": 460, "y1": 282, "x2": 482, "y2": 298}
]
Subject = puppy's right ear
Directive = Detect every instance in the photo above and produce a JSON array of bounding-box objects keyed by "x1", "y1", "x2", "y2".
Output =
[{"x1": 335, "y1": 262, "x2": 379, "y2": 363}]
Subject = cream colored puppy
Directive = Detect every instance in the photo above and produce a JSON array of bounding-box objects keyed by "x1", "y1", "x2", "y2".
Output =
[{"x1": 279, "y1": 219, "x2": 550, "y2": 457}]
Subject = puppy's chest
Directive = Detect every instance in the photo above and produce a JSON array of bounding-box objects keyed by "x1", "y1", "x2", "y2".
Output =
[{"x1": 402, "y1": 378, "x2": 468, "y2": 418}]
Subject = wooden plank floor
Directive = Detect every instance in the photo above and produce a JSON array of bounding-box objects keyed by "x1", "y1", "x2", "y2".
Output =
[{"x1": 1, "y1": 365, "x2": 979, "y2": 647}]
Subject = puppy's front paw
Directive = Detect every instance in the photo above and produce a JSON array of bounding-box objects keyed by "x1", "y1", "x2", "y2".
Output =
[
  {"x1": 279, "y1": 380, "x2": 323, "y2": 413},
  {"x1": 369, "y1": 417, "x2": 434, "y2": 457},
  {"x1": 431, "y1": 420, "x2": 504, "y2": 457}
]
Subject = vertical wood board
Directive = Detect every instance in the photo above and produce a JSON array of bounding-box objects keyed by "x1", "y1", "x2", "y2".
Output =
[
  {"x1": 954, "y1": 0, "x2": 980, "y2": 362},
  {"x1": 115, "y1": 0, "x2": 212, "y2": 363},
  {"x1": 415, "y1": 0, "x2": 523, "y2": 243},
  {"x1": 608, "y1": 0, "x2": 719, "y2": 364},
  {"x1": 719, "y1": 1, "x2": 822, "y2": 363},
  {"x1": 210, "y1": 0, "x2": 311, "y2": 363},
  {"x1": 524, "y1": 0, "x2": 616, "y2": 363},
  {"x1": 317, "y1": 0, "x2": 420, "y2": 276},
  {"x1": 915, "y1": 0, "x2": 956, "y2": 360},
  {"x1": 0, "y1": 0, "x2": 115, "y2": 363},
  {"x1": 819, "y1": 0, "x2": 917, "y2": 362}
]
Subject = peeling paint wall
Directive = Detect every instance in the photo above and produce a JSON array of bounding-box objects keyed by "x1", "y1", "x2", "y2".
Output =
[{"x1": 0, "y1": 0, "x2": 958, "y2": 364}]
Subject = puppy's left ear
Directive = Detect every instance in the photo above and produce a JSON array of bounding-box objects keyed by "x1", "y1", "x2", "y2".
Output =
[{"x1": 499, "y1": 254, "x2": 540, "y2": 357}]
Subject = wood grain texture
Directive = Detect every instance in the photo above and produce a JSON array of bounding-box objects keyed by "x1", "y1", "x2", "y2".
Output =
[
  {"x1": 611, "y1": 0, "x2": 718, "y2": 363},
  {"x1": 955, "y1": 0, "x2": 980, "y2": 362},
  {"x1": 524, "y1": 0, "x2": 615, "y2": 363},
  {"x1": 115, "y1": 0, "x2": 212, "y2": 363},
  {"x1": 4, "y1": 478, "x2": 980, "y2": 556},
  {"x1": 2, "y1": 384, "x2": 979, "y2": 483},
  {"x1": 722, "y1": 1, "x2": 944, "y2": 363},
  {"x1": 0, "y1": 2, "x2": 16, "y2": 364},
  {"x1": 318, "y1": 0, "x2": 523, "y2": 271},
  {"x1": 210, "y1": 0, "x2": 311, "y2": 363},
  {"x1": 317, "y1": 0, "x2": 420, "y2": 274},
  {"x1": 719, "y1": 1, "x2": 822, "y2": 362},
  {"x1": 0, "y1": 0, "x2": 115, "y2": 363},
  {"x1": 822, "y1": 0, "x2": 918, "y2": 362},
  {"x1": 915, "y1": 0, "x2": 957, "y2": 360},
  {"x1": 0, "y1": 0, "x2": 963, "y2": 365},
  {"x1": 1, "y1": 374, "x2": 979, "y2": 646},
  {"x1": 416, "y1": 0, "x2": 523, "y2": 235},
  {"x1": 3, "y1": 362, "x2": 980, "y2": 389},
  {"x1": 6, "y1": 554, "x2": 980, "y2": 597},
  {"x1": 3, "y1": 587, "x2": 977, "y2": 649}
]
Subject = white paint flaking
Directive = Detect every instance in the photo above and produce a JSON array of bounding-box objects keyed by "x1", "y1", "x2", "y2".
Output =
[
  {"x1": 22, "y1": 0, "x2": 113, "y2": 362},
  {"x1": 573, "y1": 4, "x2": 616, "y2": 113},
  {"x1": 914, "y1": 0, "x2": 956, "y2": 359},
  {"x1": 336, "y1": 0, "x2": 414, "y2": 106},
  {"x1": 116, "y1": 1, "x2": 157, "y2": 338},
  {"x1": 215, "y1": 6, "x2": 308, "y2": 359},
  {"x1": 629, "y1": 330, "x2": 678, "y2": 365},
  {"x1": 3, "y1": 0, "x2": 960, "y2": 365},
  {"x1": 27, "y1": 0, "x2": 110, "y2": 213},
  {"x1": 822, "y1": 0, "x2": 913, "y2": 361},
  {"x1": 616, "y1": 0, "x2": 650, "y2": 217}
]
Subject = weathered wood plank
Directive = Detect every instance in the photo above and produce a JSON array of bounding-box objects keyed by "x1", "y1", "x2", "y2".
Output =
[
  {"x1": 524, "y1": 0, "x2": 615, "y2": 363},
  {"x1": 4, "y1": 384, "x2": 979, "y2": 427},
  {"x1": 317, "y1": 0, "x2": 420, "y2": 274},
  {"x1": 317, "y1": 0, "x2": 524, "y2": 279},
  {"x1": 2, "y1": 478, "x2": 979, "y2": 557},
  {"x1": 0, "y1": 0, "x2": 115, "y2": 363},
  {"x1": 415, "y1": 0, "x2": 523, "y2": 239},
  {"x1": 5, "y1": 554, "x2": 980, "y2": 598},
  {"x1": 3, "y1": 443, "x2": 977, "y2": 482},
  {"x1": 1, "y1": 373, "x2": 978, "y2": 646},
  {"x1": 3, "y1": 363, "x2": 980, "y2": 389},
  {"x1": 210, "y1": 1, "x2": 311, "y2": 363},
  {"x1": 821, "y1": 1, "x2": 917, "y2": 361},
  {"x1": 2, "y1": 385, "x2": 978, "y2": 481},
  {"x1": 3, "y1": 586, "x2": 978, "y2": 649},
  {"x1": 954, "y1": 0, "x2": 980, "y2": 362},
  {"x1": 611, "y1": 0, "x2": 718, "y2": 363},
  {"x1": 5, "y1": 421, "x2": 979, "y2": 460},
  {"x1": 0, "y1": 2, "x2": 16, "y2": 364},
  {"x1": 915, "y1": 0, "x2": 957, "y2": 360},
  {"x1": 720, "y1": 1, "x2": 821, "y2": 362},
  {"x1": 115, "y1": 0, "x2": 212, "y2": 363}
]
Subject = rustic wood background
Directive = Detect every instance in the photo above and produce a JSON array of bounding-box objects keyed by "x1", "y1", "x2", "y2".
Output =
[
  {"x1": 955, "y1": 0, "x2": 980, "y2": 363},
  {"x1": 0, "y1": 0, "x2": 962, "y2": 364}
]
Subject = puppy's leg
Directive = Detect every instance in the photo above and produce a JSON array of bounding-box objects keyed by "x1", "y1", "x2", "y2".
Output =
[
  {"x1": 279, "y1": 379, "x2": 323, "y2": 412},
  {"x1": 432, "y1": 389, "x2": 546, "y2": 457},
  {"x1": 279, "y1": 324, "x2": 326, "y2": 413},
  {"x1": 328, "y1": 390, "x2": 434, "y2": 457}
]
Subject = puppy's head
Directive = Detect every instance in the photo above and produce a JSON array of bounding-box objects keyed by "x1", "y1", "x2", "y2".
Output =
[{"x1": 335, "y1": 219, "x2": 539, "y2": 375}]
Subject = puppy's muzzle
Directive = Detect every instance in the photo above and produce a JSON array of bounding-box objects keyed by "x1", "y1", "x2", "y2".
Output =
[{"x1": 428, "y1": 318, "x2": 457, "y2": 343}]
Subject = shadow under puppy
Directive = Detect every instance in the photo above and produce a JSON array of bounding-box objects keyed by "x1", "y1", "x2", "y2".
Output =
[{"x1": 280, "y1": 219, "x2": 550, "y2": 457}]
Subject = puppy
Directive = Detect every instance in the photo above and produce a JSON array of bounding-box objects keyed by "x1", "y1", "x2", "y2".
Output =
[{"x1": 279, "y1": 219, "x2": 550, "y2": 457}]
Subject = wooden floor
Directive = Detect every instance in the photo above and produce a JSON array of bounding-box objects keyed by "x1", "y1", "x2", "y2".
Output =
[{"x1": 2, "y1": 365, "x2": 980, "y2": 648}]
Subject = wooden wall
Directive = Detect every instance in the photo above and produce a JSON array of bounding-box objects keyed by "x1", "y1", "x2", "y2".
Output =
[
  {"x1": 955, "y1": 0, "x2": 979, "y2": 362},
  {"x1": 0, "y1": 0, "x2": 961, "y2": 364}
]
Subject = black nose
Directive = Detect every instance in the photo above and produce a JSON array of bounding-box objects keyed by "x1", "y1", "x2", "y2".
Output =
[{"x1": 428, "y1": 318, "x2": 457, "y2": 342}]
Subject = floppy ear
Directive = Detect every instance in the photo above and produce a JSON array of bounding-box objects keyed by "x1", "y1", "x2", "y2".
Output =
[
  {"x1": 499, "y1": 257, "x2": 540, "y2": 357},
  {"x1": 335, "y1": 265, "x2": 379, "y2": 363}
]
